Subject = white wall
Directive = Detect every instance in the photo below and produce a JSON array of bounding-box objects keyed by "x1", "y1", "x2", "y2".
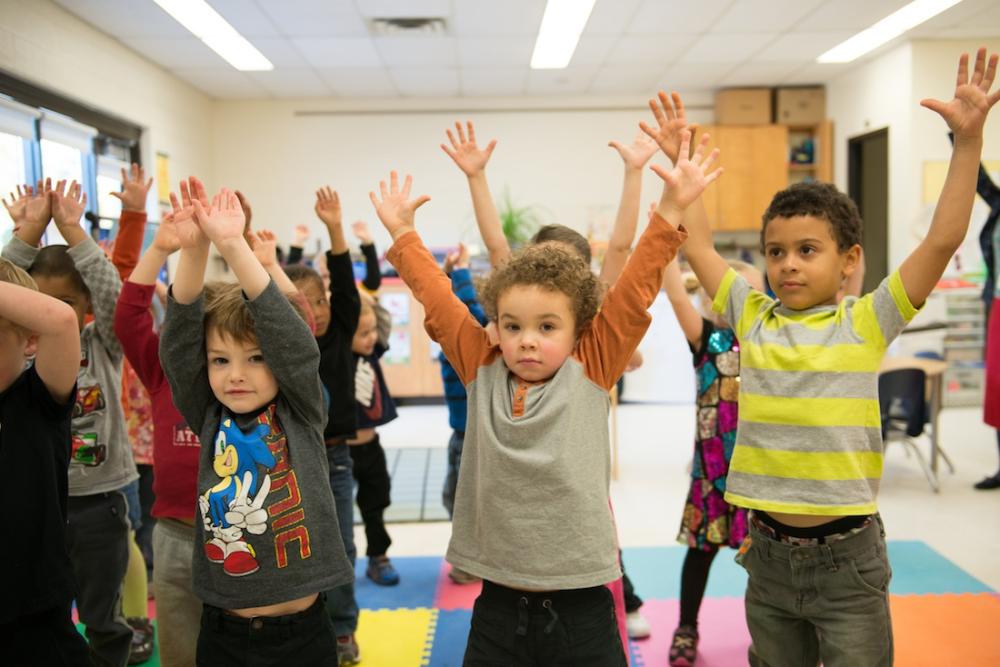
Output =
[
  {"x1": 828, "y1": 39, "x2": 1000, "y2": 272},
  {"x1": 0, "y1": 0, "x2": 214, "y2": 213}
]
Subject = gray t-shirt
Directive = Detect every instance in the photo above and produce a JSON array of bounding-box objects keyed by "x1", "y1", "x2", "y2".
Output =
[{"x1": 160, "y1": 280, "x2": 353, "y2": 610}]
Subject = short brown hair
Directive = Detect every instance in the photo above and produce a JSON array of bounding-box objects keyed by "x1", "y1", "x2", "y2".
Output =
[
  {"x1": 532, "y1": 224, "x2": 592, "y2": 264},
  {"x1": 761, "y1": 182, "x2": 862, "y2": 252},
  {"x1": 203, "y1": 281, "x2": 307, "y2": 345},
  {"x1": 284, "y1": 264, "x2": 323, "y2": 293},
  {"x1": 477, "y1": 244, "x2": 603, "y2": 336},
  {"x1": 29, "y1": 245, "x2": 89, "y2": 297}
]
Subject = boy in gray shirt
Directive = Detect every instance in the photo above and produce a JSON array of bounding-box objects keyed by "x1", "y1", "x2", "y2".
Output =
[{"x1": 159, "y1": 178, "x2": 352, "y2": 665}]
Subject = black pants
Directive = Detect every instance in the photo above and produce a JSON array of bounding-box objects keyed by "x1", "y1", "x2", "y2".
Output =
[
  {"x1": 66, "y1": 491, "x2": 132, "y2": 667},
  {"x1": 349, "y1": 435, "x2": 392, "y2": 557},
  {"x1": 0, "y1": 604, "x2": 91, "y2": 666},
  {"x1": 463, "y1": 581, "x2": 628, "y2": 667},
  {"x1": 197, "y1": 594, "x2": 336, "y2": 667}
]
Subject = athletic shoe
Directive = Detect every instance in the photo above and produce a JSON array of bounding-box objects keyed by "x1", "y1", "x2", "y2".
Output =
[
  {"x1": 669, "y1": 624, "x2": 699, "y2": 666},
  {"x1": 366, "y1": 556, "x2": 400, "y2": 586},
  {"x1": 336, "y1": 634, "x2": 361, "y2": 665},
  {"x1": 626, "y1": 610, "x2": 651, "y2": 639},
  {"x1": 127, "y1": 617, "x2": 155, "y2": 665}
]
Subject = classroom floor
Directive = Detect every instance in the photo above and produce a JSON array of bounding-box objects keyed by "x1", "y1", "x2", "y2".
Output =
[{"x1": 114, "y1": 403, "x2": 1000, "y2": 665}]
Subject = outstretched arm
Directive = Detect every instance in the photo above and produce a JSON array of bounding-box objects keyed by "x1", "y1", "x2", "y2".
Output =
[
  {"x1": 353, "y1": 220, "x2": 382, "y2": 292},
  {"x1": 109, "y1": 164, "x2": 153, "y2": 281},
  {"x1": 900, "y1": 48, "x2": 999, "y2": 307},
  {"x1": 171, "y1": 178, "x2": 211, "y2": 305},
  {"x1": 441, "y1": 121, "x2": 510, "y2": 267},
  {"x1": 600, "y1": 133, "x2": 658, "y2": 285},
  {"x1": 663, "y1": 257, "x2": 704, "y2": 345},
  {"x1": 195, "y1": 188, "x2": 269, "y2": 300}
]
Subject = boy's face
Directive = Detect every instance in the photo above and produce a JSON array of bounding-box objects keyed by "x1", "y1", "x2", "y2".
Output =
[
  {"x1": 206, "y1": 328, "x2": 279, "y2": 414},
  {"x1": 496, "y1": 285, "x2": 577, "y2": 382},
  {"x1": 0, "y1": 320, "x2": 35, "y2": 393},
  {"x1": 294, "y1": 278, "x2": 330, "y2": 337},
  {"x1": 352, "y1": 312, "x2": 378, "y2": 356},
  {"x1": 763, "y1": 215, "x2": 860, "y2": 310},
  {"x1": 33, "y1": 275, "x2": 91, "y2": 332}
]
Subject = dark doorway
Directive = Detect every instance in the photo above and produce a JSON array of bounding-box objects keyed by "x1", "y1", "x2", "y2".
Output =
[{"x1": 848, "y1": 128, "x2": 889, "y2": 294}]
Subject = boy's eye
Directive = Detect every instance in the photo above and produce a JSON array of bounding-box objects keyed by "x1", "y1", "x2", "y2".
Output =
[
  {"x1": 767, "y1": 248, "x2": 782, "y2": 257},
  {"x1": 505, "y1": 323, "x2": 519, "y2": 332},
  {"x1": 210, "y1": 357, "x2": 228, "y2": 366},
  {"x1": 249, "y1": 354, "x2": 265, "y2": 363},
  {"x1": 541, "y1": 323, "x2": 555, "y2": 332},
  {"x1": 801, "y1": 246, "x2": 815, "y2": 255}
]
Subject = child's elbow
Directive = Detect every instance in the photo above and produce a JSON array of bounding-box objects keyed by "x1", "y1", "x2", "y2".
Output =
[{"x1": 50, "y1": 301, "x2": 80, "y2": 334}]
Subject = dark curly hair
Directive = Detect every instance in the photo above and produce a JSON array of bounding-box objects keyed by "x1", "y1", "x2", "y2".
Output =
[
  {"x1": 532, "y1": 224, "x2": 592, "y2": 264},
  {"x1": 477, "y1": 243, "x2": 603, "y2": 336},
  {"x1": 29, "y1": 245, "x2": 89, "y2": 297},
  {"x1": 761, "y1": 182, "x2": 862, "y2": 252}
]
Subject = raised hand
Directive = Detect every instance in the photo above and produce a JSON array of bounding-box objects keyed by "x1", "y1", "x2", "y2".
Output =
[
  {"x1": 921, "y1": 48, "x2": 999, "y2": 141},
  {"x1": 24, "y1": 178, "x2": 53, "y2": 232},
  {"x1": 235, "y1": 190, "x2": 252, "y2": 229},
  {"x1": 110, "y1": 163, "x2": 153, "y2": 212},
  {"x1": 650, "y1": 130, "x2": 722, "y2": 214},
  {"x1": 192, "y1": 187, "x2": 246, "y2": 245},
  {"x1": 169, "y1": 180, "x2": 205, "y2": 249},
  {"x1": 248, "y1": 229, "x2": 279, "y2": 268},
  {"x1": 641, "y1": 91, "x2": 696, "y2": 164},
  {"x1": 292, "y1": 223, "x2": 310, "y2": 247},
  {"x1": 441, "y1": 121, "x2": 497, "y2": 176},
  {"x1": 51, "y1": 180, "x2": 87, "y2": 229},
  {"x1": 443, "y1": 242, "x2": 469, "y2": 273},
  {"x1": 609, "y1": 132, "x2": 658, "y2": 170},
  {"x1": 2, "y1": 184, "x2": 33, "y2": 227},
  {"x1": 152, "y1": 208, "x2": 182, "y2": 254},
  {"x1": 369, "y1": 171, "x2": 431, "y2": 241},
  {"x1": 351, "y1": 220, "x2": 373, "y2": 245},
  {"x1": 314, "y1": 186, "x2": 342, "y2": 229}
]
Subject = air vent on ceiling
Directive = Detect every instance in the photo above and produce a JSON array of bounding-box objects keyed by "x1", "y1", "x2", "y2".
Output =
[{"x1": 369, "y1": 17, "x2": 448, "y2": 36}]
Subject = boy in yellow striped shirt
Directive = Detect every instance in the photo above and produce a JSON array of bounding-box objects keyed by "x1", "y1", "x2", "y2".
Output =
[{"x1": 646, "y1": 48, "x2": 999, "y2": 667}]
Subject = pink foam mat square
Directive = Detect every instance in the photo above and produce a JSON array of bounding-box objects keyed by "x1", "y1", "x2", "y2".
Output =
[
  {"x1": 433, "y1": 560, "x2": 483, "y2": 610},
  {"x1": 630, "y1": 598, "x2": 750, "y2": 667}
]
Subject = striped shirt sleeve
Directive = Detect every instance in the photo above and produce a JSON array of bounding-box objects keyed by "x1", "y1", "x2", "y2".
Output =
[
  {"x1": 712, "y1": 268, "x2": 773, "y2": 339},
  {"x1": 851, "y1": 270, "x2": 921, "y2": 349}
]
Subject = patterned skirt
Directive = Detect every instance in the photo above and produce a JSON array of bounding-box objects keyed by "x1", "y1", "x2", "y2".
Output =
[{"x1": 676, "y1": 434, "x2": 747, "y2": 552}]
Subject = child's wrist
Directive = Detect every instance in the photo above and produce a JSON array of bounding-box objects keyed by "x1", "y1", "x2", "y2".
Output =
[{"x1": 389, "y1": 225, "x2": 416, "y2": 242}]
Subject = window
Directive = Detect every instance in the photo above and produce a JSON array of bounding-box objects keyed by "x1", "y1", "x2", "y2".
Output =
[
  {"x1": 0, "y1": 98, "x2": 39, "y2": 244},
  {"x1": 39, "y1": 111, "x2": 97, "y2": 244}
]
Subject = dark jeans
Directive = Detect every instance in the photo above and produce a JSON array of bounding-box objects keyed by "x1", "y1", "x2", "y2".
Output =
[
  {"x1": 136, "y1": 464, "x2": 156, "y2": 575},
  {"x1": 739, "y1": 513, "x2": 893, "y2": 667},
  {"x1": 66, "y1": 491, "x2": 132, "y2": 667},
  {"x1": 197, "y1": 594, "x2": 337, "y2": 667},
  {"x1": 463, "y1": 581, "x2": 628, "y2": 667},
  {"x1": 0, "y1": 604, "x2": 91, "y2": 666},
  {"x1": 349, "y1": 435, "x2": 392, "y2": 557},
  {"x1": 323, "y1": 444, "x2": 359, "y2": 636},
  {"x1": 443, "y1": 429, "x2": 464, "y2": 519}
]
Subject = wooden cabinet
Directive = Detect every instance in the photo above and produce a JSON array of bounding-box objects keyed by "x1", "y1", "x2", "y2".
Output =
[
  {"x1": 787, "y1": 120, "x2": 833, "y2": 184},
  {"x1": 697, "y1": 124, "x2": 789, "y2": 231},
  {"x1": 377, "y1": 279, "x2": 444, "y2": 398}
]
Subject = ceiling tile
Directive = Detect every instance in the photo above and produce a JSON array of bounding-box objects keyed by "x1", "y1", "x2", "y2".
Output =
[
  {"x1": 679, "y1": 33, "x2": 779, "y2": 64},
  {"x1": 250, "y1": 38, "x2": 313, "y2": 68},
  {"x1": 317, "y1": 67, "x2": 399, "y2": 96},
  {"x1": 247, "y1": 69, "x2": 333, "y2": 97},
  {"x1": 659, "y1": 62, "x2": 731, "y2": 89},
  {"x1": 910, "y1": 0, "x2": 1000, "y2": 36},
  {"x1": 780, "y1": 62, "x2": 853, "y2": 86},
  {"x1": 626, "y1": 0, "x2": 732, "y2": 35},
  {"x1": 713, "y1": 0, "x2": 825, "y2": 34},
  {"x1": 355, "y1": 0, "x2": 451, "y2": 18},
  {"x1": 390, "y1": 68, "x2": 460, "y2": 96},
  {"x1": 118, "y1": 36, "x2": 227, "y2": 69},
  {"x1": 457, "y1": 37, "x2": 535, "y2": 67},
  {"x1": 753, "y1": 31, "x2": 856, "y2": 63},
  {"x1": 256, "y1": 0, "x2": 369, "y2": 37},
  {"x1": 450, "y1": 0, "x2": 546, "y2": 36},
  {"x1": 605, "y1": 34, "x2": 697, "y2": 66},
  {"x1": 292, "y1": 37, "x2": 383, "y2": 67},
  {"x1": 717, "y1": 62, "x2": 802, "y2": 86},
  {"x1": 460, "y1": 68, "x2": 528, "y2": 96},
  {"x1": 583, "y1": 0, "x2": 644, "y2": 36},
  {"x1": 211, "y1": 0, "x2": 281, "y2": 37},
  {"x1": 526, "y1": 66, "x2": 599, "y2": 95},
  {"x1": 796, "y1": 0, "x2": 912, "y2": 31},
  {"x1": 588, "y1": 65, "x2": 662, "y2": 94},
  {"x1": 569, "y1": 35, "x2": 619, "y2": 66},
  {"x1": 171, "y1": 68, "x2": 270, "y2": 99},
  {"x1": 374, "y1": 36, "x2": 457, "y2": 66},
  {"x1": 54, "y1": 0, "x2": 191, "y2": 38}
]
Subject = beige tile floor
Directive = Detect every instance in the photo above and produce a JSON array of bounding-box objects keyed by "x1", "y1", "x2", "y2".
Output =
[{"x1": 375, "y1": 402, "x2": 1000, "y2": 590}]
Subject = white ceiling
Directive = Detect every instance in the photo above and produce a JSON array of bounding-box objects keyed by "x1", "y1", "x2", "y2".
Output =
[{"x1": 54, "y1": 0, "x2": 1000, "y2": 99}]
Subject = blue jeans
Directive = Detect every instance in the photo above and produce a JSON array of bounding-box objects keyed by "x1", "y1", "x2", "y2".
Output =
[
  {"x1": 324, "y1": 444, "x2": 359, "y2": 636},
  {"x1": 442, "y1": 430, "x2": 464, "y2": 519}
]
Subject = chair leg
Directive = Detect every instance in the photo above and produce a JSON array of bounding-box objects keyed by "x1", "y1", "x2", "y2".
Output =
[{"x1": 903, "y1": 437, "x2": 940, "y2": 493}]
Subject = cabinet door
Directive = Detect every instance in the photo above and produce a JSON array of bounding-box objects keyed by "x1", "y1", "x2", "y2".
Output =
[
  {"x1": 749, "y1": 125, "x2": 789, "y2": 228},
  {"x1": 694, "y1": 125, "x2": 721, "y2": 229},
  {"x1": 716, "y1": 127, "x2": 755, "y2": 231}
]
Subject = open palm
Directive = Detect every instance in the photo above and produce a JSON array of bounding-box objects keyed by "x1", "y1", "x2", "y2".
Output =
[
  {"x1": 52, "y1": 181, "x2": 87, "y2": 228},
  {"x1": 651, "y1": 131, "x2": 722, "y2": 211},
  {"x1": 609, "y1": 133, "x2": 658, "y2": 170},
  {"x1": 249, "y1": 229, "x2": 278, "y2": 268},
  {"x1": 152, "y1": 211, "x2": 182, "y2": 253},
  {"x1": 922, "y1": 48, "x2": 999, "y2": 140},
  {"x1": 441, "y1": 121, "x2": 496, "y2": 176},
  {"x1": 641, "y1": 91, "x2": 695, "y2": 163},
  {"x1": 369, "y1": 171, "x2": 430, "y2": 239},
  {"x1": 170, "y1": 182, "x2": 204, "y2": 248},
  {"x1": 193, "y1": 188, "x2": 245, "y2": 244},
  {"x1": 314, "y1": 186, "x2": 342, "y2": 228},
  {"x1": 111, "y1": 163, "x2": 153, "y2": 211}
]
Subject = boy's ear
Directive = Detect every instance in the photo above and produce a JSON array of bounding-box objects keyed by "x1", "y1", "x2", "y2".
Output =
[
  {"x1": 23, "y1": 332, "x2": 39, "y2": 359},
  {"x1": 840, "y1": 243, "x2": 862, "y2": 279}
]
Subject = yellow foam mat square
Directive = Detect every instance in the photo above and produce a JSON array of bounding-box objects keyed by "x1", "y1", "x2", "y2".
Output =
[{"x1": 355, "y1": 607, "x2": 437, "y2": 666}]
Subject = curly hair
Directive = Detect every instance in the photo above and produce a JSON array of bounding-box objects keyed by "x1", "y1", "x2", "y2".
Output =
[
  {"x1": 532, "y1": 224, "x2": 592, "y2": 264},
  {"x1": 761, "y1": 182, "x2": 862, "y2": 252},
  {"x1": 477, "y1": 244, "x2": 603, "y2": 336}
]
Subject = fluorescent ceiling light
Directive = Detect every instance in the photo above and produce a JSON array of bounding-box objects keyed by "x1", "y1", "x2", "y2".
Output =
[
  {"x1": 530, "y1": 0, "x2": 597, "y2": 69},
  {"x1": 817, "y1": 0, "x2": 963, "y2": 63},
  {"x1": 153, "y1": 0, "x2": 273, "y2": 71}
]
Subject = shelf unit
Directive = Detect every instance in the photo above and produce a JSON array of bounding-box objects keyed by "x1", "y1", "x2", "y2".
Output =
[
  {"x1": 941, "y1": 288, "x2": 986, "y2": 407},
  {"x1": 786, "y1": 120, "x2": 833, "y2": 184}
]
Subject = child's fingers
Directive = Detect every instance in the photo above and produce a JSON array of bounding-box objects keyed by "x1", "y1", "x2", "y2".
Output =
[
  {"x1": 484, "y1": 139, "x2": 497, "y2": 157},
  {"x1": 659, "y1": 91, "x2": 675, "y2": 121},
  {"x1": 970, "y1": 48, "x2": 985, "y2": 87},
  {"x1": 169, "y1": 192, "x2": 181, "y2": 213},
  {"x1": 649, "y1": 163, "x2": 671, "y2": 181},
  {"x1": 647, "y1": 96, "x2": 667, "y2": 127},
  {"x1": 402, "y1": 174, "x2": 412, "y2": 198},
  {"x1": 957, "y1": 52, "x2": 969, "y2": 89},
  {"x1": 982, "y1": 53, "x2": 998, "y2": 93},
  {"x1": 120, "y1": 167, "x2": 128, "y2": 185},
  {"x1": 704, "y1": 166, "x2": 724, "y2": 185},
  {"x1": 700, "y1": 148, "x2": 721, "y2": 174},
  {"x1": 919, "y1": 98, "x2": 946, "y2": 115},
  {"x1": 455, "y1": 121, "x2": 467, "y2": 144},
  {"x1": 390, "y1": 170, "x2": 399, "y2": 194},
  {"x1": 445, "y1": 129, "x2": 459, "y2": 150},
  {"x1": 368, "y1": 191, "x2": 379, "y2": 210},
  {"x1": 441, "y1": 143, "x2": 456, "y2": 159},
  {"x1": 689, "y1": 132, "x2": 711, "y2": 164},
  {"x1": 179, "y1": 179, "x2": 191, "y2": 206},
  {"x1": 672, "y1": 91, "x2": 685, "y2": 120},
  {"x1": 412, "y1": 194, "x2": 431, "y2": 210},
  {"x1": 677, "y1": 129, "x2": 692, "y2": 161},
  {"x1": 379, "y1": 179, "x2": 389, "y2": 201},
  {"x1": 467, "y1": 121, "x2": 476, "y2": 144}
]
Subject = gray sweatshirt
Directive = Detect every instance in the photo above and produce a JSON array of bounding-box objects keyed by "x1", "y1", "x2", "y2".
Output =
[
  {"x1": 159, "y1": 280, "x2": 353, "y2": 610},
  {"x1": 3, "y1": 236, "x2": 137, "y2": 495}
]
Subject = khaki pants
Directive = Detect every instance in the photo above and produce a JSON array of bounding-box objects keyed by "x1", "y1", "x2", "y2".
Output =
[{"x1": 152, "y1": 519, "x2": 201, "y2": 667}]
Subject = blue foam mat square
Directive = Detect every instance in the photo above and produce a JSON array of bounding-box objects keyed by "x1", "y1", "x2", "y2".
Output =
[
  {"x1": 427, "y1": 609, "x2": 472, "y2": 667},
  {"x1": 886, "y1": 540, "x2": 993, "y2": 594},
  {"x1": 354, "y1": 555, "x2": 444, "y2": 610}
]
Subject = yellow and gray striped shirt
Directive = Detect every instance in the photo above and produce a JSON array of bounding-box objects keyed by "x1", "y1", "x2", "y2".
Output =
[{"x1": 712, "y1": 268, "x2": 920, "y2": 515}]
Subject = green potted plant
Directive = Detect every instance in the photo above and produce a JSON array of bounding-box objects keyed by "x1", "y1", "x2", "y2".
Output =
[{"x1": 497, "y1": 187, "x2": 544, "y2": 247}]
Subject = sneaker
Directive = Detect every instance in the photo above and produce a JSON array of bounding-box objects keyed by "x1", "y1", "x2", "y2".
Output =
[
  {"x1": 127, "y1": 617, "x2": 155, "y2": 665},
  {"x1": 366, "y1": 556, "x2": 400, "y2": 586},
  {"x1": 974, "y1": 473, "x2": 1000, "y2": 490},
  {"x1": 626, "y1": 610, "x2": 651, "y2": 639},
  {"x1": 669, "y1": 624, "x2": 699, "y2": 667},
  {"x1": 448, "y1": 566, "x2": 481, "y2": 585},
  {"x1": 336, "y1": 634, "x2": 361, "y2": 665}
]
